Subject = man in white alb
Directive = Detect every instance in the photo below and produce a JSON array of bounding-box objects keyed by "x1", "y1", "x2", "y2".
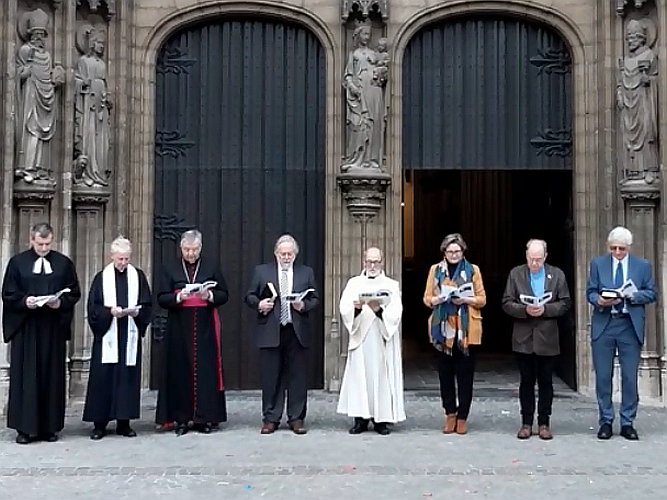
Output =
[{"x1": 337, "y1": 247, "x2": 405, "y2": 435}]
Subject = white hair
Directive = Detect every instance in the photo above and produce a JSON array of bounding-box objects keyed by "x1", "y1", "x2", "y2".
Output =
[
  {"x1": 110, "y1": 236, "x2": 132, "y2": 254},
  {"x1": 274, "y1": 234, "x2": 299, "y2": 256},
  {"x1": 526, "y1": 239, "x2": 547, "y2": 255},
  {"x1": 180, "y1": 229, "x2": 202, "y2": 247},
  {"x1": 607, "y1": 226, "x2": 633, "y2": 246}
]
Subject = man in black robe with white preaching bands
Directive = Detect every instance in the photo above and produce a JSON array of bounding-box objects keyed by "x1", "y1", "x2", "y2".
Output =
[
  {"x1": 156, "y1": 229, "x2": 229, "y2": 435},
  {"x1": 2, "y1": 223, "x2": 81, "y2": 444},
  {"x1": 83, "y1": 237, "x2": 152, "y2": 440}
]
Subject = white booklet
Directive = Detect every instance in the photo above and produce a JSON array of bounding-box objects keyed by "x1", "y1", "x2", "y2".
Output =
[
  {"x1": 601, "y1": 279, "x2": 638, "y2": 299},
  {"x1": 121, "y1": 305, "x2": 142, "y2": 315},
  {"x1": 34, "y1": 287, "x2": 71, "y2": 308},
  {"x1": 282, "y1": 288, "x2": 316, "y2": 303},
  {"x1": 519, "y1": 291, "x2": 553, "y2": 307},
  {"x1": 358, "y1": 289, "x2": 392, "y2": 306},
  {"x1": 183, "y1": 281, "x2": 217, "y2": 293},
  {"x1": 439, "y1": 282, "x2": 474, "y2": 301}
]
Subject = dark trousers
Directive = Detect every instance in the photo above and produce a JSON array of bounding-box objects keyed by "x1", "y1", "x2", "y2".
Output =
[
  {"x1": 259, "y1": 324, "x2": 307, "y2": 424},
  {"x1": 516, "y1": 352, "x2": 556, "y2": 426},
  {"x1": 438, "y1": 343, "x2": 475, "y2": 420}
]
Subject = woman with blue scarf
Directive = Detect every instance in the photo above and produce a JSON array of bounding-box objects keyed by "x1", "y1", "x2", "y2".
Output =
[{"x1": 423, "y1": 234, "x2": 486, "y2": 435}]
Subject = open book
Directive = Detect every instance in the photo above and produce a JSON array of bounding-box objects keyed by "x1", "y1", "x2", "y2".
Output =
[
  {"x1": 358, "y1": 289, "x2": 392, "y2": 306},
  {"x1": 519, "y1": 291, "x2": 553, "y2": 307},
  {"x1": 34, "y1": 288, "x2": 71, "y2": 308},
  {"x1": 120, "y1": 305, "x2": 142, "y2": 315},
  {"x1": 282, "y1": 288, "x2": 315, "y2": 303},
  {"x1": 439, "y1": 282, "x2": 474, "y2": 301},
  {"x1": 601, "y1": 279, "x2": 637, "y2": 299},
  {"x1": 183, "y1": 281, "x2": 217, "y2": 294}
]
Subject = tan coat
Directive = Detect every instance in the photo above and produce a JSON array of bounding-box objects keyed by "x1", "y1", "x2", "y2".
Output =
[{"x1": 423, "y1": 263, "x2": 486, "y2": 345}]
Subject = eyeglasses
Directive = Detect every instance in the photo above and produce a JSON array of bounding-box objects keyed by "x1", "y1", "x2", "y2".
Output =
[
  {"x1": 609, "y1": 246, "x2": 627, "y2": 251},
  {"x1": 445, "y1": 250, "x2": 462, "y2": 256},
  {"x1": 365, "y1": 260, "x2": 382, "y2": 265}
]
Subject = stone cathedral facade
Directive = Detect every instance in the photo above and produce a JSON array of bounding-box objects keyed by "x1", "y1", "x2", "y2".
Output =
[{"x1": 1, "y1": 0, "x2": 667, "y2": 415}]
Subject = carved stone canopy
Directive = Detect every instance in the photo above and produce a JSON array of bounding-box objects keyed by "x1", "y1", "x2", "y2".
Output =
[
  {"x1": 337, "y1": 171, "x2": 391, "y2": 221},
  {"x1": 72, "y1": 185, "x2": 111, "y2": 206},
  {"x1": 13, "y1": 179, "x2": 56, "y2": 203},
  {"x1": 617, "y1": 0, "x2": 650, "y2": 16},
  {"x1": 342, "y1": 0, "x2": 389, "y2": 22},
  {"x1": 77, "y1": 0, "x2": 116, "y2": 19},
  {"x1": 620, "y1": 177, "x2": 660, "y2": 204}
]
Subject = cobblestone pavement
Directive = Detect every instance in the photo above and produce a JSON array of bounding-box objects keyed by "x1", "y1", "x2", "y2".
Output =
[{"x1": 1, "y1": 388, "x2": 667, "y2": 500}]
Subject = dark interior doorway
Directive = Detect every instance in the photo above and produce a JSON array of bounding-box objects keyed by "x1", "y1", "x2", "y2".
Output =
[{"x1": 401, "y1": 169, "x2": 576, "y2": 389}]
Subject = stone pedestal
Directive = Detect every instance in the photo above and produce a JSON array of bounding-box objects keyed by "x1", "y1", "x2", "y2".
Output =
[
  {"x1": 621, "y1": 178, "x2": 662, "y2": 400},
  {"x1": 13, "y1": 180, "x2": 56, "y2": 248},
  {"x1": 69, "y1": 187, "x2": 110, "y2": 401}
]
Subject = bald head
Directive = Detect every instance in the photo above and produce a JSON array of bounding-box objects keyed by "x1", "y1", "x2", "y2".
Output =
[{"x1": 526, "y1": 239, "x2": 547, "y2": 273}]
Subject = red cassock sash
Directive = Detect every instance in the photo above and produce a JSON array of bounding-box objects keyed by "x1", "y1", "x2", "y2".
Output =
[{"x1": 178, "y1": 292, "x2": 224, "y2": 391}]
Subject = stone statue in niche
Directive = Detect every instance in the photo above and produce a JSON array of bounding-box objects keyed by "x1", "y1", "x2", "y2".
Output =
[
  {"x1": 15, "y1": 8, "x2": 65, "y2": 184},
  {"x1": 342, "y1": 24, "x2": 389, "y2": 172},
  {"x1": 617, "y1": 18, "x2": 659, "y2": 183},
  {"x1": 74, "y1": 23, "x2": 112, "y2": 187}
]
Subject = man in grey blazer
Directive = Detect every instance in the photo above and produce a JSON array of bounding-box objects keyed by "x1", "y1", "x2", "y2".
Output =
[
  {"x1": 587, "y1": 226, "x2": 657, "y2": 440},
  {"x1": 245, "y1": 235, "x2": 319, "y2": 435},
  {"x1": 502, "y1": 239, "x2": 571, "y2": 440}
]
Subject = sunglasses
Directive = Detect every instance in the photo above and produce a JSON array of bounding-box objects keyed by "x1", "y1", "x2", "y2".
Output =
[{"x1": 609, "y1": 246, "x2": 627, "y2": 251}]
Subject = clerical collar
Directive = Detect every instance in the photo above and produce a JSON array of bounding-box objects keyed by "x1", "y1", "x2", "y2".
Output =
[{"x1": 32, "y1": 251, "x2": 53, "y2": 275}]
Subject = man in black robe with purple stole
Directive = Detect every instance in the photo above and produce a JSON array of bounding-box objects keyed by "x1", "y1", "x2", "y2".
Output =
[
  {"x1": 156, "y1": 229, "x2": 229, "y2": 435},
  {"x1": 83, "y1": 237, "x2": 152, "y2": 440},
  {"x1": 2, "y1": 223, "x2": 81, "y2": 444}
]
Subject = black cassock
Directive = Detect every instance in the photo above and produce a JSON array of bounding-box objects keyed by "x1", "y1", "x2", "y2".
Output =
[
  {"x1": 156, "y1": 258, "x2": 229, "y2": 425},
  {"x1": 2, "y1": 249, "x2": 81, "y2": 436},
  {"x1": 83, "y1": 267, "x2": 152, "y2": 424}
]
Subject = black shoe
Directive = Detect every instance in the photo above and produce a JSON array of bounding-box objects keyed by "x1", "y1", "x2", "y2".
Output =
[
  {"x1": 597, "y1": 423, "x2": 613, "y2": 440},
  {"x1": 374, "y1": 422, "x2": 391, "y2": 435},
  {"x1": 90, "y1": 428, "x2": 106, "y2": 440},
  {"x1": 620, "y1": 425, "x2": 639, "y2": 440},
  {"x1": 175, "y1": 424, "x2": 189, "y2": 436},
  {"x1": 116, "y1": 426, "x2": 137, "y2": 438},
  {"x1": 349, "y1": 418, "x2": 369, "y2": 435},
  {"x1": 195, "y1": 423, "x2": 212, "y2": 434},
  {"x1": 41, "y1": 433, "x2": 58, "y2": 442},
  {"x1": 16, "y1": 432, "x2": 32, "y2": 444}
]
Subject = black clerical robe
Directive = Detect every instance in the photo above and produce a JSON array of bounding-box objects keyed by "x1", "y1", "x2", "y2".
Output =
[
  {"x1": 83, "y1": 266, "x2": 152, "y2": 424},
  {"x1": 155, "y1": 259, "x2": 229, "y2": 425},
  {"x1": 2, "y1": 249, "x2": 81, "y2": 436}
]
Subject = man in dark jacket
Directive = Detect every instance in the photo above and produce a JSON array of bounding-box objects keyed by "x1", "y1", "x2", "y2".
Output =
[{"x1": 502, "y1": 239, "x2": 571, "y2": 440}]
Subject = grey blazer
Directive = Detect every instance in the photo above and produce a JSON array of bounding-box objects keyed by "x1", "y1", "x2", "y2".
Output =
[{"x1": 502, "y1": 263, "x2": 572, "y2": 356}]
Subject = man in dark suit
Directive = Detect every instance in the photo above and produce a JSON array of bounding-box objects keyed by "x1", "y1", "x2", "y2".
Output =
[
  {"x1": 245, "y1": 234, "x2": 319, "y2": 435},
  {"x1": 502, "y1": 239, "x2": 571, "y2": 441},
  {"x1": 587, "y1": 226, "x2": 656, "y2": 441}
]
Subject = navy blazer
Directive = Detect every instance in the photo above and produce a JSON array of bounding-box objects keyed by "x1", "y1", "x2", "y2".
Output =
[{"x1": 586, "y1": 253, "x2": 657, "y2": 343}]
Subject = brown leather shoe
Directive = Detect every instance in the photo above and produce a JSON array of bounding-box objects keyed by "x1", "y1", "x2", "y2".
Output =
[
  {"x1": 289, "y1": 420, "x2": 308, "y2": 435},
  {"x1": 538, "y1": 425, "x2": 553, "y2": 440},
  {"x1": 260, "y1": 422, "x2": 277, "y2": 435},
  {"x1": 455, "y1": 419, "x2": 467, "y2": 435},
  {"x1": 517, "y1": 424, "x2": 532, "y2": 440},
  {"x1": 442, "y1": 414, "x2": 457, "y2": 434}
]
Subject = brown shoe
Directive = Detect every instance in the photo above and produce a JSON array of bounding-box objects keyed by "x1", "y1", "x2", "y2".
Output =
[
  {"x1": 442, "y1": 414, "x2": 457, "y2": 434},
  {"x1": 455, "y1": 419, "x2": 467, "y2": 435},
  {"x1": 260, "y1": 422, "x2": 277, "y2": 435},
  {"x1": 289, "y1": 420, "x2": 308, "y2": 435},
  {"x1": 538, "y1": 425, "x2": 553, "y2": 440},
  {"x1": 517, "y1": 424, "x2": 532, "y2": 440}
]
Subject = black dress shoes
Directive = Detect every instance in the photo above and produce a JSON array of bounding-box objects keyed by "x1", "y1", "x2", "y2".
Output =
[
  {"x1": 116, "y1": 426, "x2": 137, "y2": 437},
  {"x1": 42, "y1": 433, "x2": 58, "y2": 442},
  {"x1": 620, "y1": 425, "x2": 639, "y2": 440},
  {"x1": 349, "y1": 418, "x2": 369, "y2": 435},
  {"x1": 597, "y1": 423, "x2": 613, "y2": 440},
  {"x1": 195, "y1": 423, "x2": 212, "y2": 434},
  {"x1": 175, "y1": 424, "x2": 189, "y2": 436},
  {"x1": 16, "y1": 432, "x2": 32, "y2": 444},
  {"x1": 374, "y1": 422, "x2": 391, "y2": 436},
  {"x1": 91, "y1": 428, "x2": 106, "y2": 440}
]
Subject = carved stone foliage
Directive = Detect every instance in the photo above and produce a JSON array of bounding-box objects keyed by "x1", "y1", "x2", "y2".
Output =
[
  {"x1": 15, "y1": 8, "x2": 64, "y2": 188},
  {"x1": 617, "y1": 0, "x2": 650, "y2": 16},
  {"x1": 341, "y1": 1, "x2": 389, "y2": 22},
  {"x1": 617, "y1": 18, "x2": 659, "y2": 184},
  {"x1": 337, "y1": 171, "x2": 391, "y2": 221},
  {"x1": 73, "y1": 21, "x2": 112, "y2": 188},
  {"x1": 342, "y1": 24, "x2": 390, "y2": 173},
  {"x1": 77, "y1": 0, "x2": 116, "y2": 19}
]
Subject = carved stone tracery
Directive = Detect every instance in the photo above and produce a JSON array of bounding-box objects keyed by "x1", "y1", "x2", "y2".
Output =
[
  {"x1": 76, "y1": 0, "x2": 116, "y2": 19},
  {"x1": 341, "y1": 1, "x2": 389, "y2": 22}
]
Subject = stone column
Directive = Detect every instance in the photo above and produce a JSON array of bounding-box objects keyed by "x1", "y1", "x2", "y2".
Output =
[
  {"x1": 621, "y1": 179, "x2": 661, "y2": 400},
  {"x1": 69, "y1": 187, "x2": 109, "y2": 401}
]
